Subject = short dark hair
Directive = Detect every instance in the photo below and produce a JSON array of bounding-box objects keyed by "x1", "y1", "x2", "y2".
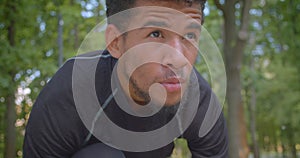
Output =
[{"x1": 106, "y1": 0, "x2": 207, "y2": 30}]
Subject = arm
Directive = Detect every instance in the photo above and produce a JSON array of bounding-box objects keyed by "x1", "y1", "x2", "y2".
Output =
[
  {"x1": 23, "y1": 60, "x2": 88, "y2": 157},
  {"x1": 187, "y1": 113, "x2": 228, "y2": 158}
]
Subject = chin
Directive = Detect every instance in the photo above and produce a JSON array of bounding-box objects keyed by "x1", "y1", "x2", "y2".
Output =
[
  {"x1": 163, "y1": 98, "x2": 181, "y2": 107},
  {"x1": 163, "y1": 92, "x2": 182, "y2": 106}
]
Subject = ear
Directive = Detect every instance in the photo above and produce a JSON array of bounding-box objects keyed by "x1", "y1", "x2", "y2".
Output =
[{"x1": 105, "y1": 24, "x2": 123, "y2": 59}]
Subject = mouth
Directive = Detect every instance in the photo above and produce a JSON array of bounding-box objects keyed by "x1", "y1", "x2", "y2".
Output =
[{"x1": 159, "y1": 77, "x2": 185, "y2": 93}]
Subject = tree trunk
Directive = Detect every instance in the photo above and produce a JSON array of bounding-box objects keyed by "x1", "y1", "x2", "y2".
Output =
[
  {"x1": 282, "y1": 144, "x2": 286, "y2": 158},
  {"x1": 249, "y1": 59, "x2": 260, "y2": 158},
  {"x1": 70, "y1": 0, "x2": 79, "y2": 49},
  {"x1": 286, "y1": 126, "x2": 297, "y2": 158},
  {"x1": 4, "y1": 1, "x2": 17, "y2": 157},
  {"x1": 73, "y1": 23, "x2": 79, "y2": 49},
  {"x1": 57, "y1": 11, "x2": 64, "y2": 67},
  {"x1": 4, "y1": 94, "x2": 16, "y2": 158},
  {"x1": 291, "y1": 144, "x2": 297, "y2": 158},
  {"x1": 213, "y1": 0, "x2": 252, "y2": 157}
]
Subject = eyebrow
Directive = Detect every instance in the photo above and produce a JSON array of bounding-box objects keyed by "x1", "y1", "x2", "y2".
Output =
[
  {"x1": 186, "y1": 22, "x2": 202, "y2": 30},
  {"x1": 141, "y1": 20, "x2": 201, "y2": 33},
  {"x1": 142, "y1": 21, "x2": 169, "y2": 28}
]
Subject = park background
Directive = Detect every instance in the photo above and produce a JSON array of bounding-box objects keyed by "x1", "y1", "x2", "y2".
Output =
[{"x1": 0, "y1": 0, "x2": 299, "y2": 157}]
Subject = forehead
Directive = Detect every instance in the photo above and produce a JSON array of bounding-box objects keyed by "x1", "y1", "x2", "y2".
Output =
[
  {"x1": 134, "y1": 0, "x2": 202, "y2": 10},
  {"x1": 118, "y1": 1, "x2": 202, "y2": 34},
  {"x1": 134, "y1": 0, "x2": 202, "y2": 18},
  {"x1": 135, "y1": 0, "x2": 199, "y2": 7}
]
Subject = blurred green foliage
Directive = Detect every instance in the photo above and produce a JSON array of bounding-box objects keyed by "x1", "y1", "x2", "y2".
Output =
[{"x1": 0, "y1": 0, "x2": 299, "y2": 157}]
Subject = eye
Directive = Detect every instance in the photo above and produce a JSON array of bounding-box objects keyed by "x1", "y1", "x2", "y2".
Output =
[
  {"x1": 184, "y1": 32, "x2": 197, "y2": 40},
  {"x1": 149, "y1": 31, "x2": 163, "y2": 38}
]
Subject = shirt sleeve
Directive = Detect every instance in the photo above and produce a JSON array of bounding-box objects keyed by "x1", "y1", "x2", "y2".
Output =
[
  {"x1": 23, "y1": 60, "x2": 89, "y2": 158},
  {"x1": 187, "y1": 113, "x2": 228, "y2": 158}
]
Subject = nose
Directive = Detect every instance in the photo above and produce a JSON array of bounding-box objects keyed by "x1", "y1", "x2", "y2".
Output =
[{"x1": 161, "y1": 37, "x2": 188, "y2": 70}]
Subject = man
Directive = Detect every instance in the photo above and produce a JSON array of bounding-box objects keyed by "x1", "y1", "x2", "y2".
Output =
[{"x1": 23, "y1": 0, "x2": 228, "y2": 157}]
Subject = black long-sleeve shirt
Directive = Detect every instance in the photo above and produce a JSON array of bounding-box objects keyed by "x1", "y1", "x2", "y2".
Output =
[{"x1": 23, "y1": 50, "x2": 228, "y2": 158}]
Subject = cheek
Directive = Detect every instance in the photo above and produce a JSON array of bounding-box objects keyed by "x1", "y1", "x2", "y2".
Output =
[
  {"x1": 130, "y1": 64, "x2": 161, "y2": 86},
  {"x1": 185, "y1": 50, "x2": 198, "y2": 65}
]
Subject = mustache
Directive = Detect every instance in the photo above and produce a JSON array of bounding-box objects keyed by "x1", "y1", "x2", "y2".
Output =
[{"x1": 161, "y1": 67, "x2": 186, "y2": 81}]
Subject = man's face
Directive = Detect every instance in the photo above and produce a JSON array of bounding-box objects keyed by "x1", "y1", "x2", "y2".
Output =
[{"x1": 113, "y1": 0, "x2": 202, "y2": 106}]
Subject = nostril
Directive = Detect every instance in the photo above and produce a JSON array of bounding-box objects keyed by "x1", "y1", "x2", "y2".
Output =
[
  {"x1": 161, "y1": 63, "x2": 174, "y2": 70},
  {"x1": 166, "y1": 63, "x2": 173, "y2": 67},
  {"x1": 185, "y1": 0, "x2": 193, "y2": 7}
]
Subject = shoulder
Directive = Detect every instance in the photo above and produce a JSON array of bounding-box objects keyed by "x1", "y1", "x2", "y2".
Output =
[
  {"x1": 67, "y1": 50, "x2": 115, "y2": 62},
  {"x1": 23, "y1": 50, "x2": 114, "y2": 157}
]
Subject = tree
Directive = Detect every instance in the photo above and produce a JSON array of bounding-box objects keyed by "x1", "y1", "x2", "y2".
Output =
[
  {"x1": 254, "y1": 0, "x2": 300, "y2": 157},
  {"x1": 0, "y1": 0, "x2": 107, "y2": 157},
  {"x1": 243, "y1": 56, "x2": 260, "y2": 158},
  {"x1": 1, "y1": 0, "x2": 19, "y2": 157},
  {"x1": 213, "y1": 0, "x2": 253, "y2": 157}
]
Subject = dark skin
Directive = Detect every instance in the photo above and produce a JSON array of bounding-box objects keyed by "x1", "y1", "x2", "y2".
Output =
[{"x1": 106, "y1": 0, "x2": 203, "y2": 107}]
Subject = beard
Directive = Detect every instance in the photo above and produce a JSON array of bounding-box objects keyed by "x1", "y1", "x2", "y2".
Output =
[
  {"x1": 129, "y1": 77, "x2": 151, "y2": 105},
  {"x1": 129, "y1": 76, "x2": 180, "y2": 115},
  {"x1": 126, "y1": 62, "x2": 190, "y2": 108},
  {"x1": 129, "y1": 76, "x2": 183, "y2": 107}
]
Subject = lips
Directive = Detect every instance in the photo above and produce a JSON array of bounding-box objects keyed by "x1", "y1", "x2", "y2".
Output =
[{"x1": 159, "y1": 77, "x2": 184, "y2": 93}]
